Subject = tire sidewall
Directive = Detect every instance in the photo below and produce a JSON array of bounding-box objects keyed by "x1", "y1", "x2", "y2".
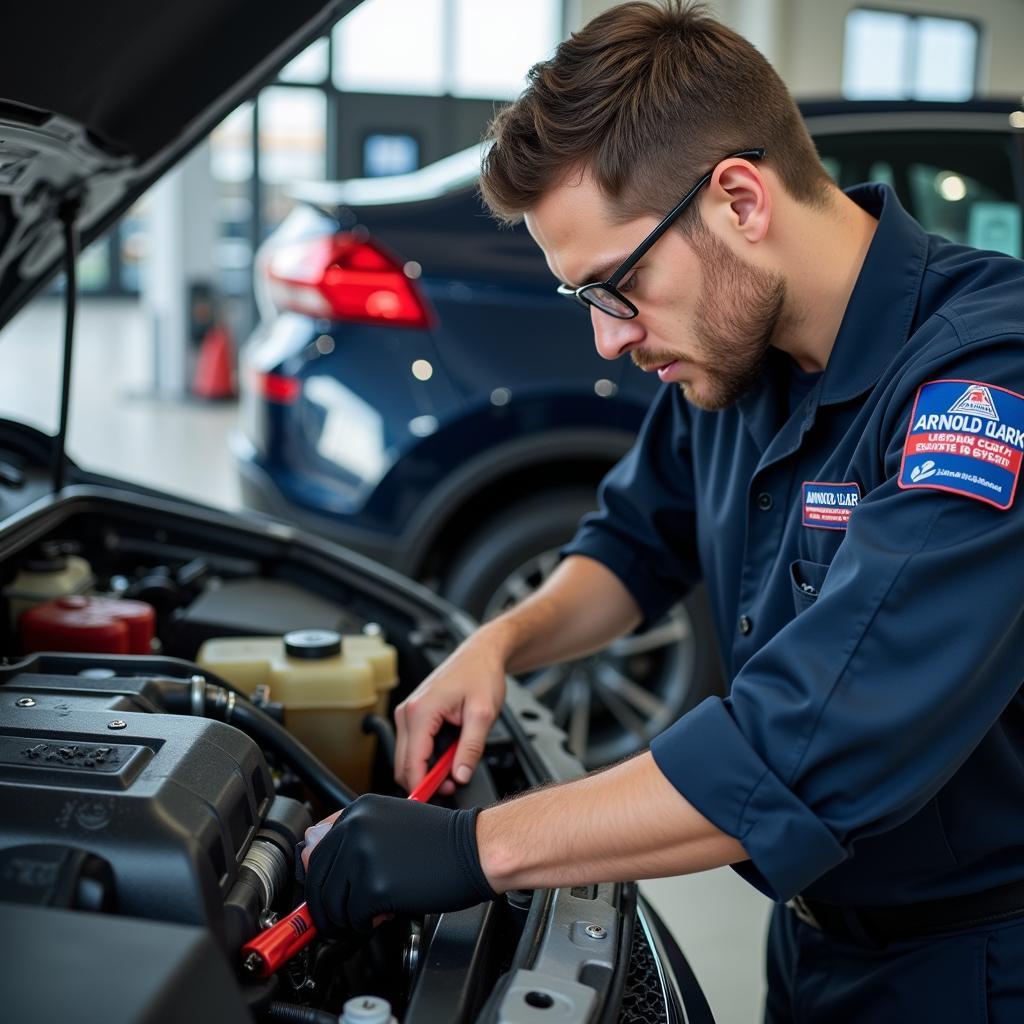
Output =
[{"x1": 442, "y1": 489, "x2": 723, "y2": 764}]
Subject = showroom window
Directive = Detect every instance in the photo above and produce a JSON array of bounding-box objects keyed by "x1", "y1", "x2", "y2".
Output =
[
  {"x1": 332, "y1": 0, "x2": 561, "y2": 99},
  {"x1": 206, "y1": 0, "x2": 562, "y2": 304},
  {"x1": 109, "y1": 0, "x2": 564, "y2": 303},
  {"x1": 332, "y1": 0, "x2": 447, "y2": 95},
  {"x1": 843, "y1": 9, "x2": 979, "y2": 101}
]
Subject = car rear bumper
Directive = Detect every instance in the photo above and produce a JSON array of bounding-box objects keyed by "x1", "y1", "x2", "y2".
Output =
[{"x1": 232, "y1": 431, "x2": 401, "y2": 568}]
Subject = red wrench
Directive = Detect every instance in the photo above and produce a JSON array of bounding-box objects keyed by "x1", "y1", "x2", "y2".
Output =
[{"x1": 241, "y1": 743, "x2": 458, "y2": 978}]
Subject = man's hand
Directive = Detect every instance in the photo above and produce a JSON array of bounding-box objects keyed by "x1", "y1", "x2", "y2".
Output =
[
  {"x1": 394, "y1": 556, "x2": 644, "y2": 794},
  {"x1": 394, "y1": 626, "x2": 508, "y2": 794},
  {"x1": 303, "y1": 795, "x2": 497, "y2": 936}
]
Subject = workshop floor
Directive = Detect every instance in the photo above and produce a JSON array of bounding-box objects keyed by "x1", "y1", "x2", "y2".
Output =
[{"x1": 0, "y1": 298, "x2": 772, "y2": 1023}]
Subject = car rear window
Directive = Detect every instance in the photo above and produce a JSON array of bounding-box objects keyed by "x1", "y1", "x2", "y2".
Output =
[{"x1": 815, "y1": 130, "x2": 1022, "y2": 258}]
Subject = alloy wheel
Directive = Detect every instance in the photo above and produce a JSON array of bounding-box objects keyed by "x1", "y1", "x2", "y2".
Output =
[{"x1": 482, "y1": 548, "x2": 698, "y2": 768}]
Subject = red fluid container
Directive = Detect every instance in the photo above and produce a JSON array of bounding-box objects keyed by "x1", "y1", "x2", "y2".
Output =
[{"x1": 19, "y1": 596, "x2": 155, "y2": 655}]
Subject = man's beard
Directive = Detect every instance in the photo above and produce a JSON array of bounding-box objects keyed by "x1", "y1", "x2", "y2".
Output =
[{"x1": 632, "y1": 226, "x2": 786, "y2": 411}]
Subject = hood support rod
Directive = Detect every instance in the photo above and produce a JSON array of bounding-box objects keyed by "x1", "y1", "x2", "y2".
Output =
[{"x1": 52, "y1": 197, "x2": 81, "y2": 494}]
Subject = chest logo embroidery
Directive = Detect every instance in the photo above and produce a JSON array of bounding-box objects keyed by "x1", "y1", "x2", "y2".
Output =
[
  {"x1": 899, "y1": 379, "x2": 1024, "y2": 511},
  {"x1": 802, "y1": 481, "x2": 861, "y2": 530}
]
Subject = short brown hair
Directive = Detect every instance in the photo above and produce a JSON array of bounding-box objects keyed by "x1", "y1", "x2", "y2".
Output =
[{"x1": 480, "y1": 0, "x2": 832, "y2": 228}]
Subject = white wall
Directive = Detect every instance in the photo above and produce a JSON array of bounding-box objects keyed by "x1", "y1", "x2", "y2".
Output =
[{"x1": 572, "y1": 0, "x2": 1024, "y2": 98}]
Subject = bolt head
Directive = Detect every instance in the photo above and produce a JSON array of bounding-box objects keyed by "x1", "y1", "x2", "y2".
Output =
[
  {"x1": 107, "y1": 720, "x2": 127, "y2": 730},
  {"x1": 584, "y1": 924, "x2": 607, "y2": 940},
  {"x1": 15, "y1": 697, "x2": 36, "y2": 708}
]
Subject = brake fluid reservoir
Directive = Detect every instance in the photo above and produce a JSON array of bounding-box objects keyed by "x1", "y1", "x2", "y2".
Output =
[
  {"x1": 196, "y1": 629, "x2": 398, "y2": 793},
  {"x1": 4, "y1": 551, "x2": 94, "y2": 626},
  {"x1": 18, "y1": 596, "x2": 156, "y2": 655}
]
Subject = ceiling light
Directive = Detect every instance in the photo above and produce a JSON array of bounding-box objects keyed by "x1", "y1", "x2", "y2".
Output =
[{"x1": 936, "y1": 172, "x2": 967, "y2": 202}]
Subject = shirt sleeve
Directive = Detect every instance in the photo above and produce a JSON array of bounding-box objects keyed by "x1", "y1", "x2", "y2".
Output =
[
  {"x1": 561, "y1": 384, "x2": 702, "y2": 627},
  {"x1": 651, "y1": 338, "x2": 1024, "y2": 902}
]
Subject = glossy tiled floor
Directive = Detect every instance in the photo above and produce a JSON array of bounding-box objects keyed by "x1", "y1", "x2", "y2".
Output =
[{"x1": 0, "y1": 297, "x2": 772, "y2": 1023}]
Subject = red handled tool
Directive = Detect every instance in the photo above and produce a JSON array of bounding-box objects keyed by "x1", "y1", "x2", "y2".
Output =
[{"x1": 241, "y1": 743, "x2": 458, "y2": 977}]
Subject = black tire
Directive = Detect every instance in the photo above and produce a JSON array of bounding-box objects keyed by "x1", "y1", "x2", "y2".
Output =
[{"x1": 442, "y1": 488, "x2": 722, "y2": 768}]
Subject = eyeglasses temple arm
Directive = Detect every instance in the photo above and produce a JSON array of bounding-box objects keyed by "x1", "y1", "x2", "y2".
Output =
[{"x1": 607, "y1": 147, "x2": 766, "y2": 286}]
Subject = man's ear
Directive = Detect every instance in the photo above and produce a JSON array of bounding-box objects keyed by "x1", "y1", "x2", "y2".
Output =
[{"x1": 706, "y1": 159, "x2": 771, "y2": 244}]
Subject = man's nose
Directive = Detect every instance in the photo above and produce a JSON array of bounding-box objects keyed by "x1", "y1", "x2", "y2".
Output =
[{"x1": 591, "y1": 307, "x2": 643, "y2": 361}]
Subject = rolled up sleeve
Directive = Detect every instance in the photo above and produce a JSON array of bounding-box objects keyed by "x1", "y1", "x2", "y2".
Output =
[{"x1": 652, "y1": 697, "x2": 848, "y2": 900}]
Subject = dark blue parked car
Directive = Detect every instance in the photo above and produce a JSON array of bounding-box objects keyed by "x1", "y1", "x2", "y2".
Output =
[{"x1": 236, "y1": 98, "x2": 1024, "y2": 767}]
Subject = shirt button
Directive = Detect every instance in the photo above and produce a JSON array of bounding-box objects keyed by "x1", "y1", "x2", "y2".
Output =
[
  {"x1": 739, "y1": 615, "x2": 753, "y2": 635},
  {"x1": 756, "y1": 492, "x2": 773, "y2": 511}
]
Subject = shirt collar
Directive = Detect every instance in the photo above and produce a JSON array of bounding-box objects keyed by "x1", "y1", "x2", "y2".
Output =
[{"x1": 817, "y1": 183, "x2": 930, "y2": 405}]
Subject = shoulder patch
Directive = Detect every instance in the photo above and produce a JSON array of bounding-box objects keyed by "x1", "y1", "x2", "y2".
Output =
[{"x1": 898, "y1": 379, "x2": 1024, "y2": 510}]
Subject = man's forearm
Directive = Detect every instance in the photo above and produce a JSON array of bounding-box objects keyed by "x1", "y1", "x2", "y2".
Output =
[
  {"x1": 484, "y1": 555, "x2": 643, "y2": 676},
  {"x1": 476, "y1": 751, "x2": 749, "y2": 892}
]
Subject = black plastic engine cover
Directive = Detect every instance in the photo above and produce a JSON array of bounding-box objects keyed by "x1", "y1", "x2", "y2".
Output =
[
  {"x1": 0, "y1": 903, "x2": 253, "y2": 1024},
  {"x1": 0, "y1": 673, "x2": 274, "y2": 944}
]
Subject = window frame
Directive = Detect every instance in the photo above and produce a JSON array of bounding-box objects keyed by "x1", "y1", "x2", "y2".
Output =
[{"x1": 842, "y1": 7, "x2": 983, "y2": 102}]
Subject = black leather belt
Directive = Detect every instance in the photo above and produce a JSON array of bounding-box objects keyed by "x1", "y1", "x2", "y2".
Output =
[{"x1": 787, "y1": 879, "x2": 1024, "y2": 946}]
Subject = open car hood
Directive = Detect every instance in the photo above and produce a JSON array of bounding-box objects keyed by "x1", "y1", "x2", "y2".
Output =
[{"x1": 0, "y1": 0, "x2": 359, "y2": 328}]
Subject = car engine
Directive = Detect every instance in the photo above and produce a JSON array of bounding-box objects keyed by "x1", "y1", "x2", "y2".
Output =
[
  {"x1": 0, "y1": 490, "x2": 693, "y2": 1024},
  {"x1": 0, "y1": 507, "x2": 507, "y2": 1022}
]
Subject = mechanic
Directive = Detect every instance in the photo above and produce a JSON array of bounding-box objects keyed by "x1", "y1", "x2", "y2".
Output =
[{"x1": 302, "y1": 3, "x2": 1024, "y2": 1019}]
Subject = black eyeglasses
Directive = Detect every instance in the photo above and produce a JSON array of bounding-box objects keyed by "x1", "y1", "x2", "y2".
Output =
[{"x1": 556, "y1": 148, "x2": 766, "y2": 319}]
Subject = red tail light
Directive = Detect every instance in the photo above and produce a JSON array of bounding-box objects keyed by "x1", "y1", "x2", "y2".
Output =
[
  {"x1": 266, "y1": 234, "x2": 432, "y2": 328},
  {"x1": 251, "y1": 370, "x2": 301, "y2": 404}
]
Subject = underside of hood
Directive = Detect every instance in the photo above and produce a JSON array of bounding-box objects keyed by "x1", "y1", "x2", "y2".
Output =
[{"x1": 0, "y1": 0, "x2": 358, "y2": 327}]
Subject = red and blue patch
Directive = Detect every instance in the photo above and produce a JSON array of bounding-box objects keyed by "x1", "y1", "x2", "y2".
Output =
[
  {"x1": 898, "y1": 379, "x2": 1024, "y2": 510},
  {"x1": 802, "y1": 481, "x2": 861, "y2": 530}
]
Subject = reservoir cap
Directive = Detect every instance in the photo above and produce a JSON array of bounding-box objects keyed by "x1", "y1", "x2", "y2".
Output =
[{"x1": 284, "y1": 629, "x2": 342, "y2": 660}]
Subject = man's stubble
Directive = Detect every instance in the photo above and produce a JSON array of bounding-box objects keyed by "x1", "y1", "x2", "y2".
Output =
[{"x1": 632, "y1": 225, "x2": 787, "y2": 411}]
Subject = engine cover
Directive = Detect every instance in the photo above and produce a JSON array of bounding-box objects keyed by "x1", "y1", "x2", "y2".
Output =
[{"x1": 0, "y1": 670, "x2": 275, "y2": 942}]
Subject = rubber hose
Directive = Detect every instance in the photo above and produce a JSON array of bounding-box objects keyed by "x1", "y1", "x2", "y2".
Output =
[
  {"x1": 221, "y1": 692, "x2": 358, "y2": 809},
  {"x1": 265, "y1": 1001, "x2": 338, "y2": 1024},
  {"x1": 156, "y1": 679, "x2": 357, "y2": 808},
  {"x1": 361, "y1": 713, "x2": 396, "y2": 767}
]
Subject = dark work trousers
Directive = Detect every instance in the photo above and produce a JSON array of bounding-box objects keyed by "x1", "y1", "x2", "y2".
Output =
[{"x1": 764, "y1": 902, "x2": 1024, "y2": 1023}]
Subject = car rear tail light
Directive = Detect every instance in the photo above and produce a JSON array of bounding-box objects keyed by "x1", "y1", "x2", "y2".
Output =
[
  {"x1": 251, "y1": 370, "x2": 301, "y2": 405},
  {"x1": 266, "y1": 234, "x2": 432, "y2": 328}
]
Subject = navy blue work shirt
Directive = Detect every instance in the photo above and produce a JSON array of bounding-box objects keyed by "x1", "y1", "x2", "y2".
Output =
[{"x1": 563, "y1": 184, "x2": 1024, "y2": 907}]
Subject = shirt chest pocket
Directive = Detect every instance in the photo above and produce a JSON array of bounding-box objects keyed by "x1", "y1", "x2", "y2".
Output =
[{"x1": 789, "y1": 558, "x2": 830, "y2": 615}]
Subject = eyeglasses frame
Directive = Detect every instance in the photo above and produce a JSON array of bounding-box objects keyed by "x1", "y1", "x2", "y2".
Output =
[{"x1": 556, "y1": 147, "x2": 767, "y2": 319}]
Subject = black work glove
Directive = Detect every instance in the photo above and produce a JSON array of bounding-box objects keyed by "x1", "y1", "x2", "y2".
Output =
[{"x1": 304, "y1": 794, "x2": 497, "y2": 937}]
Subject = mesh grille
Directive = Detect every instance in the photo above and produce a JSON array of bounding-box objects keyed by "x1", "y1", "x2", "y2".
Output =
[{"x1": 618, "y1": 921, "x2": 668, "y2": 1024}]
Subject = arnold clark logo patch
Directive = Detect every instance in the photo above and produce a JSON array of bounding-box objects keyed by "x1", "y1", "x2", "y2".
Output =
[
  {"x1": 802, "y1": 481, "x2": 861, "y2": 530},
  {"x1": 898, "y1": 379, "x2": 1024, "y2": 510}
]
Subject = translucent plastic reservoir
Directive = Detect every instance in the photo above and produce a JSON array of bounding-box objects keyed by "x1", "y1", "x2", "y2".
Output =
[
  {"x1": 196, "y1": 629, "x2": 398, "y2": 794},
  {"x1": 4, "y1": 554, "x2": 94, "y2": 626}
]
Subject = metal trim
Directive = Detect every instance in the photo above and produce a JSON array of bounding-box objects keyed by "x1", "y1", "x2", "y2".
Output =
[{"x1": 805, "y1": 111, "x2": 1021, "y2": 136}]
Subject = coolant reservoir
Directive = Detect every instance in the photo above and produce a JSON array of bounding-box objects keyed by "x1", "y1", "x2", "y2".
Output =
[
  {"x1": 196, "y1": 629, "x2": 398, "y2": 793},
  {"x1": 340, "y1": 995, "x2": 398, "y2": 1023},
  {"x1": 4, "y1": 550, "x2": 94, "y2": 626}
]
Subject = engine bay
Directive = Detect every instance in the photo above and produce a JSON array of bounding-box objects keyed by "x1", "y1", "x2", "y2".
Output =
[{"x1": 0, "y1": 487, "x2": 659, "y2": 1024}]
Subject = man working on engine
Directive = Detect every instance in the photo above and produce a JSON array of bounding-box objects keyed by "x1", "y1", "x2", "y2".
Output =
[{"x1": 303, "y1": 3, "x2": 1024, "y2": 1018}]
